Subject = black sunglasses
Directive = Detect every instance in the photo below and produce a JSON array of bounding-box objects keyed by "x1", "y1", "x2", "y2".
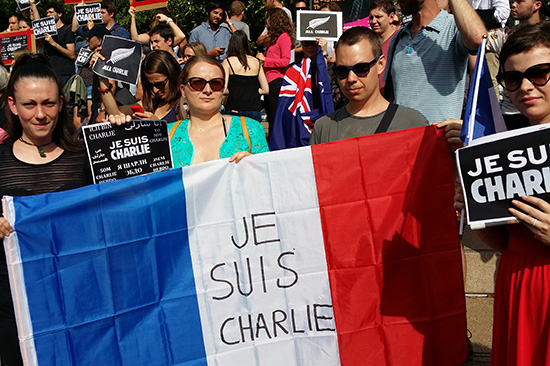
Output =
[
  {"x1": 497, "y1": 63, "x2": 550, "y2": 92},
  {"x1": 144, "y1": 77, "x2": 168, "y2": 90},
  {"x1": 334, "y1": 55, "x2": 381, "y2": 79},
  {"x1": 296, "y1": 6, "x2": 307, "y2": 10},
  {"x1": 184, "y1": 77, "x2": 225, "y2": 92}
]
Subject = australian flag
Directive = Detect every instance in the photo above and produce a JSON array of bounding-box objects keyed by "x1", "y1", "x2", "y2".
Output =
[{"x1": 269, "y1": 48, "x2": 334, "y2": 150}]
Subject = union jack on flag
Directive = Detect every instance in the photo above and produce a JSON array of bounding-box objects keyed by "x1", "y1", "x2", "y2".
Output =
[{"x1": 269, "y1": 48, "x2": 334, "y2": 150}]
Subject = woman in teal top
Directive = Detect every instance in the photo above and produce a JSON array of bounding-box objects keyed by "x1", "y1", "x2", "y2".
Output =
[{"x1": 170, "y1": 55, "x2": 269, "y2": 167}]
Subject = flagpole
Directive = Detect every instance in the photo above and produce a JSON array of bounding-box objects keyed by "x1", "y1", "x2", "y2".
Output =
[
  {"x1": 466, "y1": 36, "x2": 487, "y2": 145},
  {"x1": 460, "y1": 35, "x2": 488, "y2": 236}
]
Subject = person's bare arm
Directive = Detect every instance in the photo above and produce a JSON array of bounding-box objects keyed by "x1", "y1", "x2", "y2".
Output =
[
  {"x1": 449, "y1": 0, "x2": 487, "y2": 51},
  {"x1": 157, "y1": 13, "x2": 186, "y2": 45},
  {"x1": 258, "y1": 62, "x2": 269, "y2": 95},
  {"x1": 128, "y1": 7, "x2": 150, "y2": 44},
  {"x1": 44, "y1": 34, "x2": 76, "y2": 60},
  {"x1": 29, "y1": 0, "x2": 40, "y2": 20},
  {"x1": 71, "y1": 0, "x2": 85, "y2": 32}
]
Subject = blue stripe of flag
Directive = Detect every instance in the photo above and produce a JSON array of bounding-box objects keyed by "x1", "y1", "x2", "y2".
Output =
[{"x1": 11, "y1": 169, "x2": 207, "y2": 366}]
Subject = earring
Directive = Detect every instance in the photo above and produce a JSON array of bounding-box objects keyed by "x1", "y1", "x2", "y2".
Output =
[{"x1": 182, "y1": 100, "x2": 188, "y2": 111}]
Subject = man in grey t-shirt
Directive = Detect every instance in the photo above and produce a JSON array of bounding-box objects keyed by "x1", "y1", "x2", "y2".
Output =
[
  {"x1": 227, "y1": 1, "x2": 250, "y2": 40},
  {"x1": 310, "y1": 27, "x2": 428, "y2": 145}
]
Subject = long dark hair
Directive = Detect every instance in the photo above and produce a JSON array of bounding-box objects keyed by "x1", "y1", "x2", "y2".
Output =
[
  {"x1": 140, "y1": 50, "x2": 181, "y2": 112},
  {"x1": 5, "y1": 53, "x2": 83, "y2": 151},
  {"x1": 266, "y1": 8, "x2": 295, "y2": 48},
  {"x1": 226, "y1": 30, "x2": 252, "y2": 70}
]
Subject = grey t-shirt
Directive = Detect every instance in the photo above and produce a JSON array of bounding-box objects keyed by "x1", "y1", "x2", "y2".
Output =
[{"x1": 310, "y1": 104, "x2": 429, "y2": 145}]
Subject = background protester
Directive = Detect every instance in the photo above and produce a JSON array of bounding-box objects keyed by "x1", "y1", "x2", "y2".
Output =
[
  {"x1": 181, "y1": 42, "x2": 208, "y2": 65},
  {"x1": 227, "y1": 1, "x2": 251, "y2": 40},
  {"x1": 456, "y1": 21, "x2": 550, "y2": 366},
  {"x1": 256, "y1": 8, "x2": 294, "y2": 131},
  {"x1": 73, "y1": 0, "x2": 130, "y2": 39},
  {"x1": 129, "y1": 6, "x2": 187, "y2": 53},
  {"x1": 368, "y1": 0, "x2": 399, "y2": 93},
  {"x1": 18, "y1": 18, "x2": 31, "y2": 31},
  {"x1": 37, "y1": 2, "x2": 76, "y2": 87},
  {"x1": 97, "y1": 50, "x2": 181, "y2": 123},
  {"x1": 188, "y1": 1, "x2": 233, "y2": 61},
  {"x1": 0, "y1": 53, "x2": 91, "y2": 366},
  {"x1": 5, "y1": 14, "x2": 21, "y2": 32},
  {"x1": 222, "y1": 31, "x2": 269, "y2": 122},
  {"x1": 169, "y1": 55, "x2": 268, "y2": 166}
]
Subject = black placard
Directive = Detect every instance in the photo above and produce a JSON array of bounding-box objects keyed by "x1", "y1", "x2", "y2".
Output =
[
  {"x1": 16, "y1": 0, "x2": 40, "y2": 11},
  {"x1": 0, "y1": 30, "x2": 34, "y2": 65},
  {"x1": 296, "y1": 11, "x2": 343, "y2": 41},
  {"x1": 92, "y1": 36, "x2": 142, "y2": 85},
  {"x1": 83, "y1": 120, "x2": 173, "y2": 184},
  {"x1": 74, "y1": 3, "x2": 102, "y2": 26},
  {"x1": 75, "y1": 47, "x2": 93, "y2": 67},
  {"x1": 32, "y1": 17, "x2": 57, "y2": 39},
  {"x1": 457, "y1": 124, "x2": 550, "y2": 228}
]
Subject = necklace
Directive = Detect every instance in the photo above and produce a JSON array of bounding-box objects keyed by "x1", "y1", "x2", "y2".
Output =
[{"x1": 19, "y1": 138, "x2": 54, "y2": 158}]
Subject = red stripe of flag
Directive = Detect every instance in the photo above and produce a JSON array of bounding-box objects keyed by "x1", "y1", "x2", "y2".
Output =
[{"x1": 311, "y1": 126, "x2": 468, "y2": 365}]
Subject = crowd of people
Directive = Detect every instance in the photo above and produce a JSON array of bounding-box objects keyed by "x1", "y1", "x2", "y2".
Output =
[{"x1": 1, "y1": 0, "x2": 550, "y2": 364}]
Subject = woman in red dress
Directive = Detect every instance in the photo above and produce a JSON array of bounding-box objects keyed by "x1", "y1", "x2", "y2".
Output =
[{"x1": 470, "y1": 22, "x2": 550, "y2": 366}]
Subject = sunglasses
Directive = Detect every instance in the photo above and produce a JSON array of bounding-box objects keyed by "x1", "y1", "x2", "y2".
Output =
[
  {"x1": 302, "y1": 41, "x2": 318, "y2": 47},
  {"x1": 144, "y1": 77, "x2": 168, "y2": 90},
  {"x1": 296, "y1": 7, "x2": 307, "y2": 10},
  {"x1": 497, "y1": 63, "x2": 550, "y2": 92},
  {"x1": 334, "y1": 55, "x2": 381, "y2": 79},
  {"x1": 184, "y1": 77, "x2": 225, "y2": 92}
]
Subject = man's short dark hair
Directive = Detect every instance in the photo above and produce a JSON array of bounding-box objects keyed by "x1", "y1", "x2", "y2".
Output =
[
  {"x1": 500, "y1": 21, "x2": 550, "y2": 71},
  {"x1": 206, "y1": 1, "x2": 224, "y2": 15},
  {"x1": 230, "y1": 1, "x2": 245, "y2": 16},
  {"x1": 44, "y1": 2, "x2": 63, "y2": 15},
  {"x1": 9, "y1": 13, "x2": 23, "y2": 21},
  {"x1": 336, "y1": 26, "x2": 382, "y2": 57},
  {"x1": 149, "y1": 24, "x2": 175, "y2": 43},
  {"x1": 369, "y1": 0, "x2": 397, "y2": 15},
  {"x1": 101, "y1": 0, "x2": 117, "y2": 16},
  {"x1": 319, "y1": 2, "x2": 342, "y2": 11}
]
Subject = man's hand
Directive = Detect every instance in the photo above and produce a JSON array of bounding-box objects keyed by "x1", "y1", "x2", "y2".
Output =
[{"x1": 436, "y1": 119, "x2": 463, "y2": 152}]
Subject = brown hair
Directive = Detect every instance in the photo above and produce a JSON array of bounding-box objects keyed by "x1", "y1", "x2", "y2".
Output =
[
  {"x1": 140, "y1": 50, "x2": 181, "y2": 112},
  {"x1": 179, "y1": 54, "x2": 225, "y2": 86},
  {"x1": 266, "y1": 8, "x2": 295, "y2": 48}
]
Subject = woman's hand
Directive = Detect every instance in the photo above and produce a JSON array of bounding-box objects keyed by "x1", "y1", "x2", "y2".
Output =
[
  {"x1": 0, "y1": 217, "x2": 13, "y2": 239},
  {"x1": 90, "y1": 46, "x2": 105, "y2": 67},
  {"x1": 107, "y1": 113, "x2": 132, "y2": 126},
  {"x1": 436, "y1": 119, "x2": 463, "y2": 152},
  {"x1": 256, "y1": 53, "x2": 265, "y2": 62},
  {"x1": 228, "y1": 151, "x2": 251, "y2": 164},
  {"x1": 133, "y1": 111, "x2": 159, "y2": 120},
  {"x1": 509, "y1": 195, "x2": 550, "y2": 246},
  {"x1": 454, "y1": 185, "x2": 465, "y2": 211},
  {"x1": 128, "y1": 6, "x2": 136, "y2": 17}
]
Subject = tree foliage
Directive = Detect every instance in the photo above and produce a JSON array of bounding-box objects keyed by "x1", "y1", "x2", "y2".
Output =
[{"x1": 0, "y1": 0, "x2": 267, "y2": 46}]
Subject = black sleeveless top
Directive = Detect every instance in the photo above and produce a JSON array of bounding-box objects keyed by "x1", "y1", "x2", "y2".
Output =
[{"x1": 225, "y1": 58, "x2": 263, "y2": 112}]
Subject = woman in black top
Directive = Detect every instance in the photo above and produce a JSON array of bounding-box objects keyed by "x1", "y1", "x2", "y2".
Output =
[
  {"x1": 222, "y1": 31, "x2": 269, "y2": 122},
  {"x1": 0, "y1": 54, "x2": 91, "y2": 366}
]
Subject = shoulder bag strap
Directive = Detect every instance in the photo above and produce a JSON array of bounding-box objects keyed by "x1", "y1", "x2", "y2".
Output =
[
  {"x1": 240, "y1": 116, "x2": 251, "y2": 153},
  {"x1": 375, "y1": 104, "x2": 398, "y2": 134},
  {"x1": 169, "y1": 120, "x2": 183, "y2": 141}
]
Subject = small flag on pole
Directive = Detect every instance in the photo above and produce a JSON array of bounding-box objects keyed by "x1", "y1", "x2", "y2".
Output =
[{"x1": 460, "y1": 36, "x2": 507, "y2": 146}]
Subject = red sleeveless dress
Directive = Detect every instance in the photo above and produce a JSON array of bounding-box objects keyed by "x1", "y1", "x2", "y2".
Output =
[{"x1": 491, "y1": 224, "x2": 550, "y2": 366}]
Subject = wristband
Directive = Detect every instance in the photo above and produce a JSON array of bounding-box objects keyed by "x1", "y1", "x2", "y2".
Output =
[
  {"x1": 98, "y1": 86, "x2": 111, "y2": 93},
  {"x1": 166, "y1": 17, "x2": 173, "y2": 23}
]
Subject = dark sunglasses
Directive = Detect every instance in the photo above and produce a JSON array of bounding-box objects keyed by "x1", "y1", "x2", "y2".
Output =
[
  {"x1": 334, "y1": 55, "x2": 381, "y2": 79},
  {"x1": 296, "y1": 6, "x2": 307, "y2": 10},
  {"x1": 496, "y1": 63, "x2": 550, "y2": 92},
  {"x1": 302, "y1": 41, "x2": 318, "y2": 47},
  {"x1": 144, "y1": 77, "x2": 168, "y2": 90},
  {"x1": 184, "y1": 77, "x2": 225, "y2": 92}
]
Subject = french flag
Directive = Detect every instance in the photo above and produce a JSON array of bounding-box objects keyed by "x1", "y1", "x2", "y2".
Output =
[{"x1": 3, "y1": 126, "x2": 467, "y2": 366}]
